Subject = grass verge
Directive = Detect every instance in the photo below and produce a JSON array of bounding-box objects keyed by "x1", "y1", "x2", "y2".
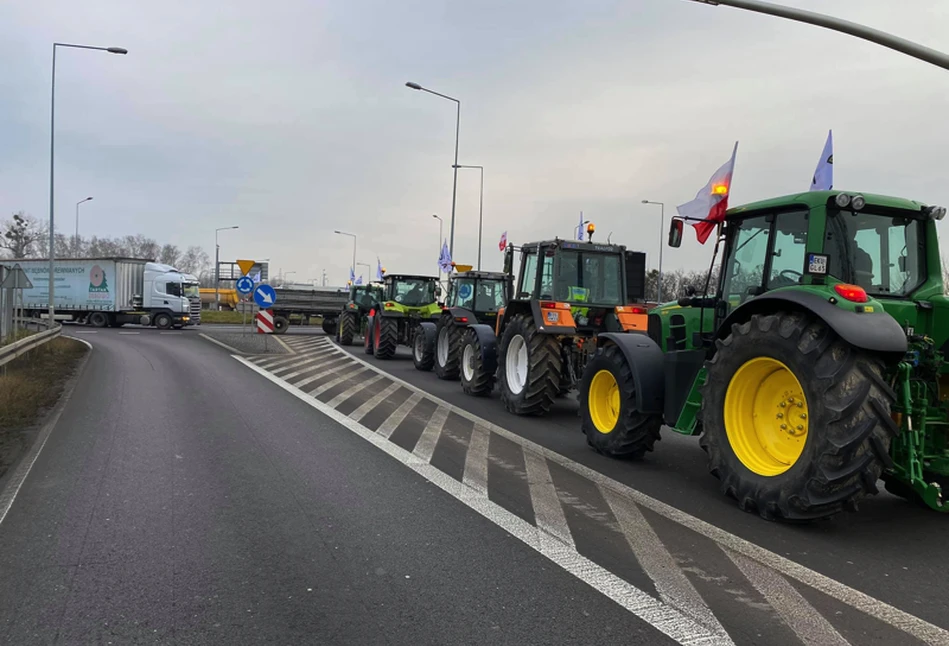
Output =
[
  {"x1": 0, "y1": 328, "x2": 39, "y2": 348},
  {"x1": 0, "y1": 337, "x2": 88, "y2": 480},
  {"x1": 200, "y1": 310, "x2": 321, "y2": 325}
]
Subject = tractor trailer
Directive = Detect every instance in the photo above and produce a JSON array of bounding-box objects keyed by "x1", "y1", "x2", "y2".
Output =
[{"x1": 14, "y1": 257, "x2": 201, "y2": 329}]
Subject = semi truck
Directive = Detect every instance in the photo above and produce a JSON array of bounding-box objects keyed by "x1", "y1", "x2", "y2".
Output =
[
  {"x1": 14, "y1": 257, "x2": 201, "y2": 329},
  {"x1": 268, "y1": 285, "x2": 350, "y2": 334}
]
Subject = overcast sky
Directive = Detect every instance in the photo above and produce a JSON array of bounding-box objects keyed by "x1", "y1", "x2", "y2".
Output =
[{"x1": 2, "y1": 1, "x2": 948, "y2": 284}]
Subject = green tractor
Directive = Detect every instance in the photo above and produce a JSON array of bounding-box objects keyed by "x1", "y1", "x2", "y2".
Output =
[
  {"x1": 579, "y1": 190, "x2": 949, "y2": 520},
  {"x1": 336, "y1": 282, "x2": 385, "y2": 346},
  {"x1": 459, "y1": 237, "x2": 648, "y2": 409},
  {"x1": 413, "y1": 268, "x2": 513, "y2": 378},
  {"x1": 364, "y1": 274, "x2": 442, "y2": 360}
]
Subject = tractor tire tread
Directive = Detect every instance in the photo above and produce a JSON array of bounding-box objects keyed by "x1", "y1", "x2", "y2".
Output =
[
  {"x1": 375, "y1": 317, "x2": 399, "y2": 360},
  {"x1": 434, "y1": 316, "x2": 462, "y2": 380},
  {"x1": 338, "y1": 311, "x2": 356, "y2": 346},
  {"x1": 460, "y1": 328, "x2": 495, "y2": 396},
  {"x1": 499, "y1": 314, "x2": 561, "y2": 416}
]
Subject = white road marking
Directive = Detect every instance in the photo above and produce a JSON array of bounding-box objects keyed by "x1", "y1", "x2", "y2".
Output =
[
  {"x1": 255, "y1": 353, "x2": 312, "y2": 370},
  {"x1": 603, "y1": 487, "x2": 734, "y2": 643},
  {"x1": 159, "y1": 332, "x2": 182, "y2": 335},
  {"x1": 523, "y1": 451, "x2": 575, "y2": 550},
  {"x1": 282, "y1": 355, "x2": 352, "y2": 382},
  {"x1": 330, "y1": 345, "x2": 949, "y2": 646},
  {"x1": 376, "y1": 392, "x2": 424, "y2": 440},
  {"x1": 0, "y1": 337, "x2": 93, "y2": 526},
  {"x1": 236, "y1": 355, "x2": 726, "y2": 646},
  {"x1": 727, "y1": 550, "x2": 851, "y2": 646},
  {"x1": 308, "y1": 367, "x2": 368, "y2": 398},
  {"x1": 349, "y1": 382, "x2": 401, "y2": 423},
  {"x1": 271, "y1": 352, "x2": 334, "y2": 376},
  {"x1": 462, "y1": 425, "x2": 490, "y2": 496},
  {"x1": 288, "y1": 361, "x2": 360, "y2": 391},
  {"x1": 199, "y1": 333, "x2": 244, "y2": 354},
  {"x1": 74, "y1": 330, "x2": 97, "y2": 334},
  {"x1": 412, "y1": 406, "x2": 449, "y2": 463},
  {"x1": 326, "y1": 373, "x2": 384, "y2": 408},
  {"x1": 118, "y1": 331, "x2": 140, "y2": 335}
]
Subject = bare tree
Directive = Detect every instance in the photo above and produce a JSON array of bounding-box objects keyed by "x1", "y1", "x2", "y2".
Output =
[
  {"x1": 159, "y1": 244, "x2": 181, "y2": 267},
  {"x1": 179, "y1": 245, "x2": 210, "y2": 275},
  {"x1": 0, "y1": 212, "x2": 47, "y2": 259}
]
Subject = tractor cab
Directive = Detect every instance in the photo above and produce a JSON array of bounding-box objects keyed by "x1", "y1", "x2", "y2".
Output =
[
  {"x1": 349, "y1": 283, "x2": 384, "y2": 312},
  {"x1": 381, "y1": 274, "x2": 440, "y2": 312},
  {"x1": 445, "y1": 270, "x2": 512, "y2": 321}
]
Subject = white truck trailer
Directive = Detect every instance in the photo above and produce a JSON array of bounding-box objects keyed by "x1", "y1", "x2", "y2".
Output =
[{"x1": 14, "y1": 258, "x2": 201, "y2": 329}]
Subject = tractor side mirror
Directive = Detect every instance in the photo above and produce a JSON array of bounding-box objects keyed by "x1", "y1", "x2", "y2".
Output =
[
  {"x1": 668, "y1": 218, "x2": 684, "y2": 248},
  {"x1": 684, "y1": 285, "x2": 697, "y2": 297},
  {"x1": 435, "y1": 285, "x2": 443, "y2": 298}
]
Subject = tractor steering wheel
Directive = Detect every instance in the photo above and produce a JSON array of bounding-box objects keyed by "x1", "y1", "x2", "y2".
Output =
[{"x1": 778, "y1": 269, "x2": 803, "y2": 282}]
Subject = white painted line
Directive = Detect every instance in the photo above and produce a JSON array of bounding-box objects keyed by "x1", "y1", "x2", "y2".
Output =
[
  {"x1": 282, "y1": 355, "x2": 353, "y2": 382},
  {"x1": 326, "y1": 373, "x2": 384, "y2": 409},
  {"x1": 235, "y1": 355, "x2": 725, "y2": 646},
  {"x1": 462, "y1": 425, "x2": 490, "y2": 496},
  {"x1": 273, "y1": 335, "x2": 295, "y2": 354},
  {"x1": 74, "y1": 330, "x2": 97, "y2": 334},
  {"x1": 524, "y1": 451, "x2": 576, "y2": 550},
  {"x1": 255, "y1": 353, "x2": 312, "y2": 370},
  {"x1": 289, "y1": 361, "x2": 360, "y2": 391},
  {"x1": 308, "y1": 367, "x2": 369, "y2": 398},
  {"x1": 288, "y1": 338, "x2": 332, "y2": 351},
  {"x1": 726, "y1": 550, "x2": 851, "y2": 646},
  {"x1": 412, "y1": 405, "x2": 449, "y2": 463},
  {"x1": 333, "y1": 346, "x2": 949, "y2": 645},
  {"x1": 118, "y1": 331, "x2": 140, "y2": 335},
  {"x1": 271, "y1": 353, "x2": 333, "y2": 376},
  {"x1": 377, "y1": 392, "x2": 424, "y2": 440},
  {"x1": 199, "y1": 333, "x2": 244, "y2": 354},
  {"x1": 603, "y1": 488, "x2": 733, "y2": 643},
  {"x1": 159, "y1": 332, "x2": 182, "y2": 335},
  {"x1": 350, "y1": 382, "x2": 401, "y2": 423},
  {"x1": 0, "y1": 336, "x2": 93, "y2": 527}
]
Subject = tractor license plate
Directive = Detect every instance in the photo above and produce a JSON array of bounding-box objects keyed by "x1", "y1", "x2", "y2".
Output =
[{"x1": 546, "y1": 311, "x2": 559, "y2": 323}]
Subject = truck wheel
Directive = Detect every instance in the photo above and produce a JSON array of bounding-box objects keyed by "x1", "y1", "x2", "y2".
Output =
[
  {"x1": 154, "y1": 313, "x2": 173, "y2": 330},
  {"x1": 498, "y1": 313, "x2": 561, "y2": 415},
  {"x1": 434, "y1": 317, "x2": 461, "y2": 380},
  {"x1": 580, "y1": 343, "x2": 662, "y2": 459},
  {"x1": 700, "y1": 311, "x2": 898, "y2": 521},
  {"x1": 364, "y1": 317, "x2": 375, "y2": 355},
  {"x1": 321, "y1": 317, "x2": 336, "y2": 336},
  {"x1": 338, "y1": 312, "x2": 356, "y2": 346},
  {"x1": 375, "y1": 317, "x2": 399, "y2": 360},
  {"x1": 413, "y1": 329, "x2": 435, "y2": 371},
  {"x1": 460, "y1": 328, "x2": 495, "y2": 396},
  {"x1": 273, "y1": 316, "x2": 290, "y2": 335},
  {"x1": 88, "y1": 312, "x2": 109, "y2": 328}
]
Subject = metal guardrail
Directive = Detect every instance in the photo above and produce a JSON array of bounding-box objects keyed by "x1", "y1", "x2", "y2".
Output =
[{"x1": 0, "y1": 324, "x2": 62, "y2": 368}]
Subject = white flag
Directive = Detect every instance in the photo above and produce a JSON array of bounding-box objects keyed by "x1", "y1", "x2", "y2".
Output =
[{"x1": 810, "y1": 130, "x2": 833, "y2": 191}]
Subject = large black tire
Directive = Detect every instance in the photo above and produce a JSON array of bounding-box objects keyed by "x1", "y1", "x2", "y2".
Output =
[
  {"x1": 413, "y1": 328, "x2": 435, "y2": 371},
  {"x1": 274, "y1": 316, "x2": 290, "y2": 334},
  {"x1": 460, "y1": 328, "x2": 496, "y2": 397},
  {"x1": 580, "y1": 344, "x2": 663, "y2": 459},
  {"x1": 321, "y1": 317, "x2": 336, "y2": 336},
  {"x1": 375, "y1": 317, "x2": 399, "y2": 360},
  {"x1": 433, "y1": 316, "x2": 461, "y2": 380},
  {"x1": 498, "y1": 314, "x2": 562, "y2": 416},
  {"x1": 364, "y1": 317, "x2": 375, "y2": 355},
  {"x1": 88, "y1": 311, "x2": 109, "y2": 328},
  {"x1": 700, "y1": 311, "x2": 898, "y2": 522},
  {"x1": 338, "y1": 311, "x2": 356, "y2": 346},
  {"x1": 154, "y1": 313, "x2": 173, "y2": 330}
]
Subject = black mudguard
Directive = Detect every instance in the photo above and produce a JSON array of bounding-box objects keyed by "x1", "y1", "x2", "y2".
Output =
[
  {"x1": 467, "y1": 323, "x2": 499, "y2": 375},
  {"x1": 721, "y1": 290, "x2": 907, "y2": 356},
  {"x1": 417, "y1": 321, "x2": 437, "y2": 352},
  {"x1": 595, "y1": 333, "x2": 665, "y2": 415}
]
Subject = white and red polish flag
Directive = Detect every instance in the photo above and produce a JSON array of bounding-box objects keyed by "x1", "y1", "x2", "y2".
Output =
[
  {"x1": 498, "y1": 231, "x2": 507, "y2": 251},
  {"x1": 676, "y1": 142, "x2": 738, "y2": 244}
]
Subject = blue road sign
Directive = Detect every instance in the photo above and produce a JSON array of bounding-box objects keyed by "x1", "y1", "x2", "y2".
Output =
[
  {"x1": 236, "y1": 276, "x2": 254, "y2": 294},
  {"x1": 253, "y1": 283, "x2": 277, "y2": 308}
]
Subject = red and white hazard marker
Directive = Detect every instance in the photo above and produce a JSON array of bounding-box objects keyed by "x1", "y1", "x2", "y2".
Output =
[{"x1": 256, "y1": 308, "x2": 275, "y2": 334}]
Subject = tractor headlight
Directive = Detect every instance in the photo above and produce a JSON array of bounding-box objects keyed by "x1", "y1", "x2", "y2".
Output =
[
  {"x1": 835, "y1": 193, "x2": 851, "y2": 208},
  {"x1": 851, "y1": 195, "x2": 866, "y2": 210}
]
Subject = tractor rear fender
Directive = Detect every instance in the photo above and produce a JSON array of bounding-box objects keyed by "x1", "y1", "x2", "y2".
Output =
[
  {"x1": 445, "y1": 306, "x2": 477, "y2": 325},
  {"x1": 417, "y1": 321, "x2": 437, "y2": 350},
  {"x1": 467, "y1": 323, "x2": 499, "y2": 375},
  {"x1": 720, "y1": 291, "x2": 907, "y2": 357},
  {"x1": 595, "y1": 333, "x2": 665, "y2": 415}
]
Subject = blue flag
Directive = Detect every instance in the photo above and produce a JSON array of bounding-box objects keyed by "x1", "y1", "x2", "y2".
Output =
[
  {"x1": 355, "y1": 275, "x2": 363, "y2": 285},
  {"x1": 810, "y1": 130, "x2": 833, "y2": 191},
  {"x1": 349, "y1": 267, "x2": 355, "y2": 284},
  {"x1": 438, "y1": 240, "x2": 453, "y2": 273},
  {"x1": 376, "y1": 257, "x2": 384, "y2": 280},
  {"x1": 577, "y1": 211, "x2": 584, "y2": 241}
]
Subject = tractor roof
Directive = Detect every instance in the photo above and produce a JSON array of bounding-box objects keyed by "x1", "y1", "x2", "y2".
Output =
[
  {"x1": 452, "y1": 270, "x2": 510, "y2": 281},
  {"x1": 519, "y1": 239, "x2": 627, "y2": 254},
  {"x1": 385, "y1": 274, "x2": 438, "y2": 281},
  {"x1": 729, "y1": 190, "x2": 930, "y2": 217}
]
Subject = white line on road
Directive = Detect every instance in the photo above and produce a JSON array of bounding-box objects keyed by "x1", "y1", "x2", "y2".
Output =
[
  {"x1": 308, "y1": 367, "x2": 368, "y2": 398},
  {"x1": 73, "y1": 331, "x2": 97, "y2": 334},
  {"x1": 159, "y1": 332, "x2": 182, "y2": 335},
  {"x1": 726, "y1": 550, "x2": 851, "y2": 646},
  {"x1": 523, "y1": 451, "x2": 576, "y2": 551},
  {"x1": 461, "y1": 425, "x2": 490, "y2": 496},
  {"x1": 236, "y1": 356, "x2": 726, "y2": 646},
  {"x1": 282, "y1": 355, "x2": 352, "y2": 382},
  {"x1": 118, "y1": 331, "x2": 140, "y2": 335},
  {"x1": 376, "y1": 392, "x2": 423, "y2": 440},
  {"x1": 271, "y1": 354, "x2": 332, "y2": 376},
  {"x1": 349, "y1": 382, "x2": 401, "y2": 423},
  {"x1": 412, "y1": 405, "x2": 449, "y2": 463},
  {"x1": 288, "y1": 361, "x2": 360, "y2": 391},
  {"x1": 325, "y1": 373, "x2": 384, "y2": 408}
]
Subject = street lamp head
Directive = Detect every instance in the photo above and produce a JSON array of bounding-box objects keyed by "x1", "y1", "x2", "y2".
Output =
[
  {"x1": 641, "y1": 199, "x2": 649, "y2": 204},
  {"x1": 86, "y1": 196, "x2": 93, "y2": 201},
  {"x1": 405, "y1": 81, "x2": 422, "y2": 90},
  {"x1": 107, "y1": 47, "x2": 128, "y2": 55}
]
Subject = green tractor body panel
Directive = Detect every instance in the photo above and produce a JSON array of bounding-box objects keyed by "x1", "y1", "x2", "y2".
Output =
[{"x1": 651, "y1": 189, "x2": 949, "y2": 512}]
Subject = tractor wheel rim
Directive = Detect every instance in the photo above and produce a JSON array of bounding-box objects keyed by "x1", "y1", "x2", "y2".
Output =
[
  {"x1": 414, "y1": 333, "x2": 423, "y2": 361},
  {"x1": 462, "y1": 343, "x2": 475, "y2": 382},
  {"x1": 506, "y1": 334, "x2": 528, "y2": 395},
  {"x1": 437, "y1": 327, "x2": 449, "y2": 366},
  {"x1": 589, "y1": 369, "x2": 620, "y2": 433},
  {"x1": 724, "y1": 356, "x2": 809, "y2": 476}
]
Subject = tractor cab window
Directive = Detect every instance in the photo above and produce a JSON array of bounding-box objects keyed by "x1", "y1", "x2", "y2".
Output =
[
  {"x1": 451, "y1": 278, "x2": 476, "y2": 309},
  {"x1": 766, "y1": 210, "x2": 808, "y2": 289},
  {"x1": 539, "y1": 252, "x2": 555, "y2": 300},
  {"x1": 391, "y1": 278, "x2": 435, "y2": 306},
  {"x1": 518, "y1": 250, "x2": 538, "y2": 298},
  {"x1": 474, "y1": 279, "x2": 506, "y2": 312},
  {"x1": 555, "y1": 251, "x2": 623, "y2": 306},
  {"x1": 825, "y1": 210, "x2": 925, "y2": 296},
  {"x1": 721, "y1": 214, "x2": 770, "y2": 309},
  {"x1": 354, "y1": 288, "x2": 375, "y2": 308}
]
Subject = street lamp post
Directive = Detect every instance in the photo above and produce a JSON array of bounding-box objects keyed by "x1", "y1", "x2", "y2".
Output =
[
  {"x1": 74, "y1": 196, "x2": 92, "y2": 254},
  {"x1": 48, "y1": 42, "x2": 127, "y2": 328},
  {"x1": 689, "y1": 0, "x2": 949, "y2": 71},
  {"x1": 406, "y1": 81, "x2": 461, "y2": 257},
  {"x1": 215, "y1": 226, "x2": 239, "y2": 310},
  {"x1": 453, "y1": 165, "x2": 484, "y2": 270},
  {"x1": 641, "y1": 200, "x2": 665, "y2": 303},
  {"x1": 432, "y1": 214, "x2": 443, "y2": 266},
  {"x1": 357, "y1": 262, "x2": 371, "y2": 283},
  {"x1": 334, "y1": 230, "x2": 357, "y2": 283}
]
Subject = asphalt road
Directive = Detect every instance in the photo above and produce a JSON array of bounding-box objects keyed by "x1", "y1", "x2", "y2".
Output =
[{"x1": 0, "y1": 327, "x2": 676, "y2": 645}]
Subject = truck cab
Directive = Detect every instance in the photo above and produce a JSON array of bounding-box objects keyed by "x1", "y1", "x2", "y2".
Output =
[{"x1": 142, "y1": 262, "x2": 200, "y2": 327}]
